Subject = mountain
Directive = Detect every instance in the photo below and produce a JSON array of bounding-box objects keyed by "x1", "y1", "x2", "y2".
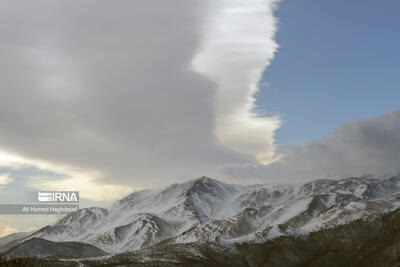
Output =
[
  {"x1": 2, "y1": 238, "x2": 107, "y2": 259},
  {"x1": 0, "y1": 232, "x2": 30, "y2": 254},
  {"x1": 0, "y1": 232, "x2": 29, "y2": 248},
  {"x1": 2, "y1": 175, "x2": 400, "y2": 262},
  {"x1": 3, "y1": 207, "x2": 400, "y2": 266},
  {"x1": 74, "y1": 206, "x2": 400, "y2": 267}
]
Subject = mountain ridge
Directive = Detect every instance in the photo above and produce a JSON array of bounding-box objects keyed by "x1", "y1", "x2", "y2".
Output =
[{"x1": 2, "y1": 175, "x2": 400, "y2": 257}]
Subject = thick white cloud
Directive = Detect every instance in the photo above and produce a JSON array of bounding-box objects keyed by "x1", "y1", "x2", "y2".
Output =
[
  {"x1": 0, "y1": 0, "x2": 281, "y2": 195},
  {"x1": 194, "y1": 0, "x2": 281, "y2": 164},
  {"x1": 221, "y1": 110, "x2": 400, "y2": 181}
]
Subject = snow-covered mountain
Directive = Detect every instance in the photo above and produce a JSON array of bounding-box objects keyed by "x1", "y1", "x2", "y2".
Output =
[{"x1": 2, "y1": 175, "x2": 400, "y2": 255}]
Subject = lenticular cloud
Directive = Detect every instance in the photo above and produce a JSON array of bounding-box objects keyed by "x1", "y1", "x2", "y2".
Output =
[{"x1": 194, "y1": 0, "x2": 281, "y2": 164}]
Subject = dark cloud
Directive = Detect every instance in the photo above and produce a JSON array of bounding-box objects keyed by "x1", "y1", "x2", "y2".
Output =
[{"x1": 0, "y1": 0, "x2": 248, "y2": 188}]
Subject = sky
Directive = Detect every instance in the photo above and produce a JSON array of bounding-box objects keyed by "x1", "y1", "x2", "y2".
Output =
[
  {"x1": 257, "y1": 0, "x2": 400, "y2": 145},
  {"x1": 0, "y1": 0, "x2": 399, "y2": 237}
]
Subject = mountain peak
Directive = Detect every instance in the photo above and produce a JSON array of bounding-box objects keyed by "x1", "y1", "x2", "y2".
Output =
[
  {"x1": 4, "y1": 174, "x2": 400, "y2": 255},
  {"x1": 188, "y1": 176, "x2": 218, "y2": 185}
]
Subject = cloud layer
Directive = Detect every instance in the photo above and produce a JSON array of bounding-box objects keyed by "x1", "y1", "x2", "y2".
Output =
[
  {"x1": 221, "y1": 110, "x2": 400, "y2": 181},
  {"x1": 0, "y1": 0, "x2": 281, "y2": 198}
]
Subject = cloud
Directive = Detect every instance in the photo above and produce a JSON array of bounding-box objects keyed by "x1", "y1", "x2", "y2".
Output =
[
  {"x1": 194, "y1": 0, "x2": 281, "y2": 164},
  {"x1": 26, "y1": 175, "x2": 133, "y2": 201},
  {"x1": 0, "y1": 150, "x2": 131, "y2": 201},
  {"x1": 0, "y1": 216, "x2": 41, "y2": 238},
  {"x1": 0, "y1": 225, "x2": 20, "y2": 238},
  {"x1": 0, "y1": 173, "x2": 12, "y2": 185},
  {"x1": 0, "y1": 224, "x2": 37, "y2": 238},
  {"x1": 0, "y1": 0, "x2": 281, "y2": 194},
  {"x1": 221, "y1": 110, "x2": 400, "y2": 181}
]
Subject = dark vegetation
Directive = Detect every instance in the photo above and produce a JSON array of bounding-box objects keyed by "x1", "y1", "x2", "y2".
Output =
[{"x1": 3, "y1": 208, "x2": 400, "y2": 266}]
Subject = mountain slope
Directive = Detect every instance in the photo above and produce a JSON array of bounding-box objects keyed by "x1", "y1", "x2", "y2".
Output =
[
  {"x1": 2, "y1": 175, "x2": 400, "y2": 257},
  {"x1": 5, "y1": 207, "x2": 400, "y2": 266},
  {"x1": 72, "y1": 207, "x2": 400, "y2": 266},
  {"x1": 3, "y1": 238, "x2": 107, "y2": 259}
]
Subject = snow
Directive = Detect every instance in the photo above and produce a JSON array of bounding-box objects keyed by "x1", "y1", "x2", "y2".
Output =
[
  {"x1": 267, "y1": 225, "x2": 283, "y2": 239},
  {"x1": 345, "y1": 202, "x2": 366, "y2": 211},
  {"x1": 5, "y1": 175, "x2": 400, "y2": 255},
  {"x1": 274, "y1": 197, "x2": 312, "y2": 224},
  {"x1": 354, "y1": 184, "x2": 367, "y2": 198},
  {"x1": 324, "y1": 193, "x2": 337, "y2": 208}
]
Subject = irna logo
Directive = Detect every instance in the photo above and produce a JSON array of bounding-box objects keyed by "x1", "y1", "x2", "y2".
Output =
[{"x1": 37, "y1": 191, "x2": 79, "y2": 203}]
